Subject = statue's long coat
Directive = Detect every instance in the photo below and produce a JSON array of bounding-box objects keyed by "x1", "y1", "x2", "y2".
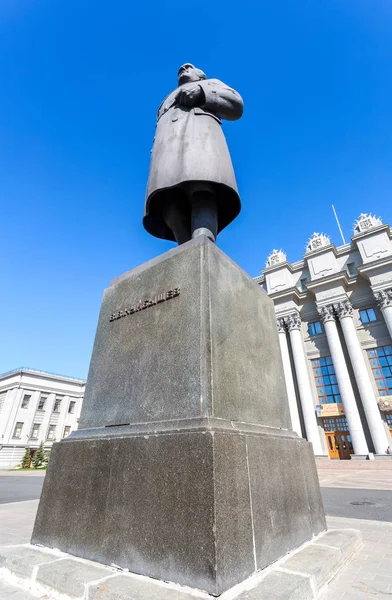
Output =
[{"x1": 143, "y1": 78, "x2": 243, "y2": 241}]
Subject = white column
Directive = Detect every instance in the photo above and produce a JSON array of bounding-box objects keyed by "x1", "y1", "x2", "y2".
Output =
[
  {"x1": 277, "y1": 318, "x2": 302, "y2": 437},
  {"x1": 374, "y1": 288, "x2": 392, "y2": 340},
  {"x1": 285, "y1": 313, "x2": 324, "y2": 454},
  {"x1": 335, "y1": 300, "x2": 390, "y2": 455},
  {"x1": 318, "y1": 305, "x2": 369, "y2": 456}
]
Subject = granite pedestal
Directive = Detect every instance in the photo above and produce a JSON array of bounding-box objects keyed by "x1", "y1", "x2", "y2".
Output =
[{"x1": 32, "y1": 236, "x2": 326, "y2": 596}]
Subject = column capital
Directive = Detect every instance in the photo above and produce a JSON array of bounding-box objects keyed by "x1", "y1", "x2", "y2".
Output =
[
  {"x1": 276, "y1": 318, "x2": 286, "y2": 333},
  {"x1": 317, "y1": 304, "x2": 335, "y2": 324},
  {"x1": 334, "y1": 300, "x2": 353, "y2": 320},
  {"x1": 285, "y1": 313, "x2": 301, "y2": 332},
  {"x1": 374, "y1": 288, "x2": 392, "y2": 309}
]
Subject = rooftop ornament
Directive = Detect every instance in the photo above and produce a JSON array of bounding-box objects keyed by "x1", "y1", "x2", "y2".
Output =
[
  {"x1": 305, "y1": 232, "x2": 331, "y2": 253},
  {"x1": 353, "y1": 213, "x2": 383, "y2": 234},
  {"x1": 266, "y1": 249, "x2": 287, "y2": 267}
]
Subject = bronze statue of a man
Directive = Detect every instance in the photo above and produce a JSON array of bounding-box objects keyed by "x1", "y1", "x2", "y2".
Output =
[{"x1": 143, "y1": 64, "x2": 243, "y2": 244}]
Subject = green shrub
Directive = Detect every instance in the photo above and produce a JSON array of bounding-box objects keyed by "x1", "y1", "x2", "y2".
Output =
[
  {"x1": 21, "y1": 447, "x2": 32, "y2": 469},
  {"x1": 43, "y1": 450, "x2": 51, "y2": 467},
  {"x1": 32, "y1": 442, "x2": 45, "y2": 468}
]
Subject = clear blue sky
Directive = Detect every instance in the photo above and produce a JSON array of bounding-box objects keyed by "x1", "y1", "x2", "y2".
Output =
[{"x1": 1, "y1": 1, "x2": 392, "y2": 379}]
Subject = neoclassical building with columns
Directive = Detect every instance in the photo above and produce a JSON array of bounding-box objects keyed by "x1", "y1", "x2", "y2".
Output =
[{"x1": 256, "y1": 213, "x2": 392, "y2": 459}]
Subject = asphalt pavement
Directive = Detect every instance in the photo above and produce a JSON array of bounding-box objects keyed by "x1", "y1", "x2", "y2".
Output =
[
  {"x1": 1, "y1": 473, "x2": 392, "y2": 523},
  {"x1": 321, "y1": 487, "x2": 392, "y2": 522},
  {"x1": 0, "y1": 475, "x2": 45, "y2": 504}
]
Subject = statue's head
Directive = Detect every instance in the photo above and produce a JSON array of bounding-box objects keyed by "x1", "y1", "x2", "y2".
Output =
[{"x1": 178, "y1": 63, "x2": 206, "y2": 85}]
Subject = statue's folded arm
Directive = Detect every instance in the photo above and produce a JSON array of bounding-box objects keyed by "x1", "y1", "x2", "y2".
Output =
[{"x1": 199, "y1": 79, "x2": 243, "y2": 121}]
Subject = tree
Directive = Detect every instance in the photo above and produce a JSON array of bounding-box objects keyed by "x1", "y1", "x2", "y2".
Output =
[
  {"x1": 21, "y1": 448, "x2": 32, "y2": 469},
  {"x1": 32, "y1": 442, "x2": 45, "y2": 468},
  {"x1": 43, "y1": 450, "x2": 51, "y2": 468}
]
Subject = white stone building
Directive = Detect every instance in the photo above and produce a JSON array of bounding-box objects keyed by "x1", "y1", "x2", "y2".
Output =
[
  {"x1": 0, "y1": 368, "x2": 85, "y2": 469},
  {"x1": 257, "y1": 213, "x2": 392, "y2": 459}
]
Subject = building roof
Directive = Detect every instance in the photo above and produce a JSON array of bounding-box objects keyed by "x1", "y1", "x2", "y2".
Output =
[{"x1": 0, "y1": 367, "x2": 86, "y2": 384}]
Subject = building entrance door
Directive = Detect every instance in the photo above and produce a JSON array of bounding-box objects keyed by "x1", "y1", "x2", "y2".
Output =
[
  {"x1": 325, "y1": 433, "x2": 339, "y2": 459},
  {"x1": 323, "y1": 417, "x2": 353, "y2": 459},
  {"x1": 325, "y1": 432, "x2": 352, "y2": 459}
]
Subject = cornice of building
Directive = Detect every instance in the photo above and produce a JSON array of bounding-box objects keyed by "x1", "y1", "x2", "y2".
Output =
[
  {"x1": 0, "y1": 367, "x2": 86, "y2": 387},
  {"x1": 356, "y1": 255, "x2": 392, "y2": 278},
  {"x1": 0, "y1": 381, "x2": 85, "y2": 397},
  {"x1": 305, "y1": 271, "x2": 351, "y2": 293},
  {"x1": 335, "y1": 243, "x2": 354, "y2": 255},
  {"x1": 263, "y1": 260, "x2": 295, "y2": 275},
  {"x1": 267, "y1": 286, "x2": 306, "y2": 303},
  {"x1": 351, "y1": 223, "x2": 391, "y2": 243},
  {"x1": 290, "y1": 259, "x2": 305, "y2": 270},
  {"x1": 304, "y1": 242, "x2": 336, "y2": 259},
  {"x1": 258, "y1": 219, "x2": 391, "y2": 285},
  {"x1": 304, "y1": 241, "x2": 359, "y2": 260},
  {"x1": 260, "y1": 243, "x2": 360, "y2": 280}
]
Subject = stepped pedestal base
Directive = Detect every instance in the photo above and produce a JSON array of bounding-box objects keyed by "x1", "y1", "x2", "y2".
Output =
[{"x1": 32, "y1": 236, "x2": 326, "y2": 595}]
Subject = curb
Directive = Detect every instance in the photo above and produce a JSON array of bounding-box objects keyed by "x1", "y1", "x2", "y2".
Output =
[{"x1": 0, "y1": 528, "x2": 361, "y2": 599}]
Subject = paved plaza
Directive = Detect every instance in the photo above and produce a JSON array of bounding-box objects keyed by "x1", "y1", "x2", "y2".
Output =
[
  {"x1": 317, "y1": 461, "x2": 392, "y2": 491},
  {"x1": 0, "y1": 464, "x2": 392, "y2": 598},
  {"x1": 320, "y1": 516, "x2": 392, "y2": 599}
]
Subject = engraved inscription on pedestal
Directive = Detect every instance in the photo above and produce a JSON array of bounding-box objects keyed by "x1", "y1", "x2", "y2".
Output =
[{"x1": 110, "y1": 287, "x2": 180, "y2": 321}]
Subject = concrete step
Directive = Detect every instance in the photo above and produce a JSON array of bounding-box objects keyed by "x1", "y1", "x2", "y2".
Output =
[{"x1": 0, "y1": 528, "x2": 361, "y2": 600}]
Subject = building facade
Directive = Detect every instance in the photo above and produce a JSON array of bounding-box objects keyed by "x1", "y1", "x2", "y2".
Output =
[
  {"x1": 0, "y1": 368, "x2": 85, "y2": 468},
  {"x1": 257, "y1": 214, "x2": 392, "y2": 459}
]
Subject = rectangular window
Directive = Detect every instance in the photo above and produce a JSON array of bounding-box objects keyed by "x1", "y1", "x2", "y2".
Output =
[
  {"x1": 47, "y1": 425, "x2": 56, "y2": 440},
  {"x1": 63, "y1": 426, "x2": 71, "y2": 438},
  {"x1": 68, "y1": 401, "x2": 76, "y2": 414},
  {"x1": 308, "y1": 321, "x2": 322, "y2": 336},
  {"x1": 367, "y1": 345, "x2": 392, "y2": 396},
  {"x1": 299, "y1": 278, "x2": 308, "y2": 292},
  {"x1": 311, "y1": 356, "x2": 341, "y2": 404},
  {"x1": 0, "y1": 391, "x2": 6, "y2": 415},
  {"x1": 346, "y1": 262, "x2": 356, "y2": 277},
  {"x1": 359, "y1": 308, "x2": 377, "y2": 323},
  {"x1": 12, "y1": 422, "x2": 23, "y2": 438},
  {"x1": 21, "y1": 394, "x2": 31, "y2": 409},
  {"x1": 323, "y1": 417, "x2": 349, "y2": 431},
  {"x1": 37, "y1": 395, "x2": 47, "y2": 411},
  {"x1": 30, "y1": 423, "x2": 40, "y2": 439},
  {"x1": 53, "y1": 397, "x2": 62, "y2": 413}
]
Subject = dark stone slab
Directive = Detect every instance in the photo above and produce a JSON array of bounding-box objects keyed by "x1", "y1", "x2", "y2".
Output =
[
  {"x1": 32, "y1": 238, "x2": 325, "y2": 595},
  {"x1": 298, "y1": 441, "x2": 327, "y2": 536},
  {"x1": 213, "y1": 433, "x2": 255, "y2": 590},
  {"x1": 246, "y1": 435, "x2": 315, "y2": 571},
  {"x1": 80, "y1": 240, "x2": 204, "y2": 429},
  {"x1": 101, "y1": 434, "x2": 216, "y2": 591},
  {"x1": 33, "y1": 429, "x2": 324, "y2": 595},
  {"x1": 33, "y1": 432, "x2": 216, "y2": 594},
  {"x1": 208, "y1": 244, "x2": 289, "y2": 427},
  {"x1": 78, "y1": 236, "x2": 290, "y2": 431},
  {"x1": 32, "y1": 437, "x2": 114, "y2": 559}
]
